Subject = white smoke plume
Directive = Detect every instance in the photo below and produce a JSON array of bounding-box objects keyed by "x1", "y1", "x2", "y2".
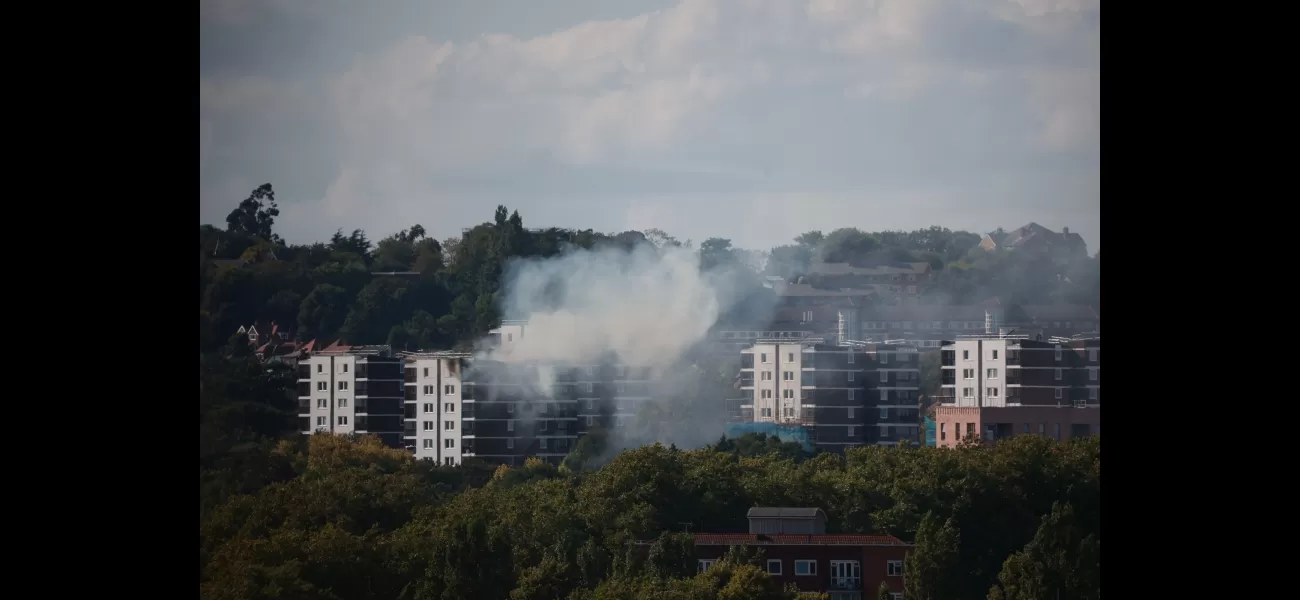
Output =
[
  {"x1": 490, "y1": 243, "x2": 729, "y2": 368},
  {"x1": 462, "y1": 238, "x2": 774, "y2": 464}
]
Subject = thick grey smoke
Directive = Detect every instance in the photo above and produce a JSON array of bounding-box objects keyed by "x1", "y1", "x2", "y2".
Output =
[
  {"x1": 465, "y1": 239, "x2": 772, "y2": 462},
  {"x1": 491, "y1": 243, "x2": 728, "y2": 368}
]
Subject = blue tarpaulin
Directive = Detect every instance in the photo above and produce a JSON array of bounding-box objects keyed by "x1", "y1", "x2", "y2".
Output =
[{"x1": 724, "y1": 422, "x2": 815, "y2": 453}]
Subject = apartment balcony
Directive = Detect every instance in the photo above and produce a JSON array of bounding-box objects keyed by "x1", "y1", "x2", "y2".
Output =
[
  {"x1": 829, "y1": 577, "x2": 862, "y2": 591},
  {"x1": 403, "y1": 368, "x2": 417, "y2": 383}
]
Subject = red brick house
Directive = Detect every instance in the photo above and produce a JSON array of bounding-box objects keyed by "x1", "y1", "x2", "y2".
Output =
[{"x1": 682, "y1": 508, "x2": 912, "y2": 600}]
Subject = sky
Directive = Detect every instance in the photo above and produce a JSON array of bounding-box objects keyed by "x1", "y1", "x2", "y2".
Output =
[{"x1": 200, "y1": 0, "x2": 1100, "y2": 254}]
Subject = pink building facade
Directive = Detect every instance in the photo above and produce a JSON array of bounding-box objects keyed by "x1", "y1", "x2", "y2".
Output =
[{"x1": 933, "y1": 405, "x2": 1100, "y2": 448}]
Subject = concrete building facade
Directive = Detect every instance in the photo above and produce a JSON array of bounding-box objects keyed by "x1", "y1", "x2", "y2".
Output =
[
  {"x1": 295, "y1": 344, "x2": 406, "y2": 447},
  {"x1": 740, "y1": 339, "x2": 923, "y2": 449},
  {"x1": 934, "y1": 334, "x2": 1100, "y2": 447}
]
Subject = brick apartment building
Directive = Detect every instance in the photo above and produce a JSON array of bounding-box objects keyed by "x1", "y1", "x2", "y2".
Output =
[
  {"x1": 670, "y1": 508, "x2": 910, "y2": 600},
  {"x1": 934, "y1": 334, "x2": 1100, "y2": 447},
  {"x1": 740, "y1": 340, "x2": 922, "y2": 449}
]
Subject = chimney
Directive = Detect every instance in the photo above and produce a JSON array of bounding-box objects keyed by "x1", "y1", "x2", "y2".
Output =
[{"x1": 1062, "y1": 226, "x2": 1070, "y2": 234}]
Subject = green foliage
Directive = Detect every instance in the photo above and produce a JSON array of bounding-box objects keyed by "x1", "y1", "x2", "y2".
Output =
[
  {"x1": 202, "y1": 184, "x2": 1095, "y2": 356},
  {"x1": 225, "y1": 183, "x2": 281, "y2": 244},
  {"x1": 711, "y1": 433, "x2": 811, "y2": 462},
  {"x1": 200, "y1": 419, "x2": 1099, "y2": 600}
]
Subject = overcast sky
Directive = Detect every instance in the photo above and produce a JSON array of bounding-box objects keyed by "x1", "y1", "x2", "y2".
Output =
[{"x1": 200, "y1": 0, "x2": 1100, "y2": 253}]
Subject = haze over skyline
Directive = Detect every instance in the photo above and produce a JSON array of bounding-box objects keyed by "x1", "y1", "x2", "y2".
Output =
[{"x1": 200, "y1": 0, "x2": 1100, "y2": 253}]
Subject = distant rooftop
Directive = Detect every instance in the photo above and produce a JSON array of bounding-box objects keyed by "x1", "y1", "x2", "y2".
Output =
[{"x1": 747, "y1": 507, "x2": 825, "y2": 519}]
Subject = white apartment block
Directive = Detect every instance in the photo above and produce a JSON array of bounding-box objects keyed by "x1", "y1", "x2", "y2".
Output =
[
  {"x1": 403, "y1": 353, "x2": 469, "y2": 466},
  {"x1": 296, "y1": 345, "x2": 405, "y2": 446},
  {"x1": 739, "y1": 339, "x2": 922, "y2": 449}
]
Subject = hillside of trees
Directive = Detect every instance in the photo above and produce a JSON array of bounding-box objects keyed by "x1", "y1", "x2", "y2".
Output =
[
  {"x1": 200, "y1": 184, "x2": 1100, "y2": 353},
  {"x1": 200, "y1": 184, "x2": 1101, "y2": 599}
]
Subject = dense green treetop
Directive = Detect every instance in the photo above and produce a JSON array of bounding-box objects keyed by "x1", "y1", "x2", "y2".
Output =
[{"x1": 200, "y1": 184, "x2": 1099, "y2": 353}]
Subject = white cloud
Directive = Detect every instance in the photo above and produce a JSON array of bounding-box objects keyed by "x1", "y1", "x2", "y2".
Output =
[{"x1": 200, "y1": 0, "x2": 1101, "y2": 250}]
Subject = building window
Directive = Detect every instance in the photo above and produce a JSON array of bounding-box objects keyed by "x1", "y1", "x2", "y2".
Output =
[
  {"x1": 423, "y1": 439, "x2": 433, "y2": 449},
  {"x1": 891, "y1": 594, "x2": 903, "y2": 600},
  {"x1": 1055, "y1": 346, "x2": 1063, "y2": 360},
  {"x1": 1089, "y1": 387, "x2": 1098, "y2": 400},
  {"x1": 887, "y1": 560, "x2": 903, "y2": 576},
  {"x1": 342, "y1": 363, "x2": 349, "y2": 373},
  {"x1": 986, "y1": 388, "x2": 999, "y2": 398},
  {"x1": 586, "y1": 415, "x2": 594, "y2": 426},
  {"x1": 962, "y1": 387, "x2": 973, "y2": 398},
  {"x1": 762, "y1": 390, "x2": 773, "y2": 399},
  {"x1": 784, "y1": 407, "x2": 795, "y2": 418},
  {"x1": 444, "y1": 421, "x2": 454, "y2": 431},
  {"x1": 337, "y1": 416, "x2": 348, "y2": 426},
  {"x1": 940, "y1": 423, "x2": 946, "y2": 441},
  {"x1": 317, "y1": 364, "x2": 323, "y2": 373},
  {"x1": 317, "y1": 398, "x2": 327, "y2": 408},
  {"x1": 1088, "y1": 368, "x2": 1098, "y2": 382},
  {"x1": 966, "y1": 423, "x2": 975, "y2": 438},
  {"x1": 847, "y1": 371, "x2": 854, "y2": 382},
  {"x1": 508, "y1": 420, "x2": 515, "y2": 432},
  {"x1": 1038, "y1": 423, "x2": 1045, "y2": 434},
  {"x1": 783, "y1": 389, "x2": 794, "y2": 399},
  {"x1": 766, "y1": 560, "x2": 782, "y2": 575},
  {"x1": 991, "y1": 349, "x2": 999, "y2": 360},
  {"x1": 338, "y1": 381, "x2": 348, "y2": 391},
  {"x1": 848, "y1": 389, "x2": 855, "y2": 401},
  {"x1": 986, "y1": 368, "x2": 998, "y2": 379},
  {"x1": 444, "y1": 457, "x2": 454, "y2": 466},
  {"x1": 338, "y1": 398, "x2": 348, "y2": 408},
  {"x1": 445, "y1": 438, "x2": 454, "y2": 448},
  {"x1": 423, "y1": 421, "x2": 434, "y2": 431},
  {"x1": 830, "y1": 561, "x2": 861, "y2": 587},
  {"x1": 802, "y1": 310, "x2": 813, "y2": 321},
  {"x1": 423, "y1": 385, "x2": 435, "y2": 395},
  {"x1": 317, "y1": 381, "x2": 327, "y2": 391},
  {"x1": 762, "y1": 371, "x2": 772, "y2": 381},
  {"x1": 506, "y1": 438, "x2": 514, "y2": 449},
  {"x1": 795, "y1": 560, "x2": 816, "y2": 575},
  {"x1": 1089, "y1": 348, "x2": 1099, "y2": 362},
  {"x1": 847, "y1": 407, "x2": 855, "y2": 419},
  {"x1": 1022, "y1": 423, "x2": 1029, "y2": 434},
  {"x1": 847, "y1": 426, "x2": 855, "y2": 437},
  {"x1": 316, "y1": 416, "x2": 326, "y2": 426},
  {"x1": 787, "y1": 352, "x2": 794, "y2": 362},
  {"x1": 761, "y1": 408, "x2": 772, "y2": 417},
  {"x1": 963, "y1": 369, "x2": 973, "y2": 379},
  {"x1": 445, "y1": 384, "x2": 456, "y2": 395},
  {"x1": 879, "y1": 407, "x2": 888, "y2": 419},
  {"x1": 698, "y1": 559, "x2": 716, "y2": 573},
  {"x1": 1053, "y1": 423, "x2": 1061, "y2": 440},
  {"x1": 445, "y1": 403, "x2": 454, "y2": 412},
  {"x1": 847, "y1": 352, "x2": 855, "y2": 364},
  {"x1": 783, "y1": 371, "x2": 793, "y2": 381},
  {"x1": 1055, "y1": 388, "x2": 1062, "y2": 400},
  {"x1": 423, "y1": 367, "x2": 429, "y2": 377},
  {"x1": 962, "y1": 350, "x2": 970, "y2": 360},
  {"x1": 539, "y1": 438, "x2": 548, "y2": 450},
  {"x1": 1054, "y1": 369, "x2": 1062, "y2": 380},
  {"x1": 761, "y1": 353, "x2": 768, "y2": 363}
]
